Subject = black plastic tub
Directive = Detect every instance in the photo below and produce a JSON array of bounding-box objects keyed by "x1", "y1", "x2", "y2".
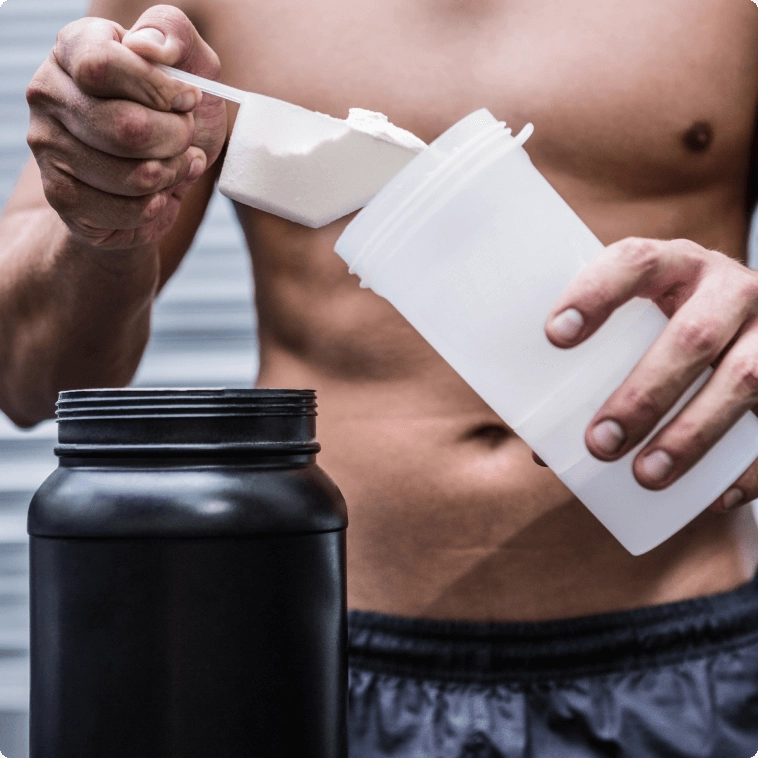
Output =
[{"x1": 29, "y1": 388, "x2": 348, "y2": 758}]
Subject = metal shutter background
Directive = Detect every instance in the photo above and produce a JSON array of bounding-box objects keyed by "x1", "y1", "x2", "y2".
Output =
[{"x1": 0, "y1": 1, "x2": 257, "y2": 755}]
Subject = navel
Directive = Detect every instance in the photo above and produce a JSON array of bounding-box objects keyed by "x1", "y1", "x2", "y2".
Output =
[
  {"x1": 682, "y1": 121, "x2": 713, "y2": 153},
  {"x1": 466, "y1": 423, "x2": 511, "y2": 449}
]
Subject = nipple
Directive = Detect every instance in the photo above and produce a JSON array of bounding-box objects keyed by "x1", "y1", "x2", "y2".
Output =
[{"x1": 682, "y1": 121, "x2": 713, "y2": 153}]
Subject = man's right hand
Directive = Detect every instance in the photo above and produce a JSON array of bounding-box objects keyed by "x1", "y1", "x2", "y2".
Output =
[{"x1": 25, "y1": 4, "x2": 227, "y2": 251}]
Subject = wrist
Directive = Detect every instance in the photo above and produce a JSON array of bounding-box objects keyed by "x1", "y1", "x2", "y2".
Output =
[{"x1": 56, "y1": 219, "x2": 161, "y2": 297}]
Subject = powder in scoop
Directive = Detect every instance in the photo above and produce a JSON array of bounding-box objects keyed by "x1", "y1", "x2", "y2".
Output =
[
  {"x1": 345, "y1": 109, "x2": 427, "y2": 152},
  {"x1": 219, "y1": 94, "x2": 427, "y2": 228}
]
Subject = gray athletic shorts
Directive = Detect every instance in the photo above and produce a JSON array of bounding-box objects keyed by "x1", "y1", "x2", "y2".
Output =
[{"x1": 348, "y1": 576, "x2": 758, "y2": 757}]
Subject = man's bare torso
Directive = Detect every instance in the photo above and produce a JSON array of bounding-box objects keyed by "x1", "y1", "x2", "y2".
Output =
[{"x1": 181, "y1": 0, "x2": 758, "y2": 621}]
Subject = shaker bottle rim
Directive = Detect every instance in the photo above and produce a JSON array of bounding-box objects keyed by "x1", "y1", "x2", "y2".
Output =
[
  {"x1": 335, "y1": 109, "x2": 533, "y2": 281},
  {"x1": 338, "y1": 110, "x2": 503, "y2": 275},
  {"x1": 354, "y1": 126, "x2": 534, "y2": 287}
]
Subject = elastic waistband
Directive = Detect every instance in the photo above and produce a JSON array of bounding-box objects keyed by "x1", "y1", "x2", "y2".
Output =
[{"x1": 348, "y1": 575, "x2": 758, "y2": 683}]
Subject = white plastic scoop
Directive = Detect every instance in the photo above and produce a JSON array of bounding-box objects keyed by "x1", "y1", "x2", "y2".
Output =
[
  {"x1": 158, "y1": 65, "x2": 247, "y2": 103},
  {"x1": 159, "y1": 65, "x2": 427, "y2": 227}
]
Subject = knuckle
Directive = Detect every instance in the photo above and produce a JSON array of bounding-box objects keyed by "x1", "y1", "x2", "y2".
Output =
[
  {"x1": 26, "y1": 119, "x2": 52, "y2": 153},
  {"x1": 729, "y1": 357, "x2": 758, "y2": 398},
  {"x1": 55, "y1": 18, "x2": 89, "y2": 47},
  {"x1": 672, "y1": 318, "x2": 721, "y2": 358},
  {"x1": 671, "y1": 238, "x2": 703, "y2": 257},
  {"x1": 113, "y1": 107, "x2": 154, "y2": 151},
  {"x1": 618, "y1": 237, "x2": 660, "y2": 275},
  {"x1": 54, "y1": 18, "x2": 110, "y2": 74},
  {"x1": 25, "y1": 72, "x2": 53, "y2": 109},
  {"x1": 25, "y1": 81, "x2": 44, "y2": 108},
  {"x1": 204, "y1": 49, "x2": 222, "y2": 80},
  {"x1": 139, "y1": 192, "x2": 168, "y2": 224},
  {"x1": 620, "y1": 385, "x2": 662, "y2": 426},
  {"x1": 678, "y1": 239, "x2": 710, "y2": 275},
  {"x1": 70, "y1": 45, "x2": 113, "y2": 90},
  {"x1": 132, "y1": 160, "x2": 166, "y2": 194},
  {"x1": 52, "y1": 21, "x2": 79, "y2": 60}
]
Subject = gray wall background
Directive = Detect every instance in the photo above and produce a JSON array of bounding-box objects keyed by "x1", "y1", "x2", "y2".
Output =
[
  {"x1": 2, "y1": 1, "x2": 758, "y2": 757},
  {"x1": 0, "y1": 0, "x2": 257, "y2": 755}
]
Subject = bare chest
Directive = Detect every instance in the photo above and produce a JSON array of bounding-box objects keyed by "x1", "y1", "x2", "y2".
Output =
[{"x1": 199, "y1": 0, "x2": 758, "y2": 197}]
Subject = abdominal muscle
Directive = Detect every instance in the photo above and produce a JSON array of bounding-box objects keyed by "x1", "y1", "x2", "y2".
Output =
[
  {"x1": 187, "y1": 0, "x2": 758, "y2": 622},
  {"x1": 244, "y1": 192, "x2": 758, "y2": 623}
]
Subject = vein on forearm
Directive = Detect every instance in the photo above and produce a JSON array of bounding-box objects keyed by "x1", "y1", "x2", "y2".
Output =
[{"x1": 0, "y1": 206, "x2": 159, "y2": 424}]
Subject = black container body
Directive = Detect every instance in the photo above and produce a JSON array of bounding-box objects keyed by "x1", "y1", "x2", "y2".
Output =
[
  {"x1": 30, "y1": 532, "x2": 346, "y2": 757},
  {"x1": 28, "y1": 389, "x2": 348, "y2": 758}
]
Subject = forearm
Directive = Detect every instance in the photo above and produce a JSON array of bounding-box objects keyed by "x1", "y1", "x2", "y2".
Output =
[
  {"x1": 0, "y1": 7, "x2": 228, "y2": 426},
  {"x1": 0, "y1": 205, "x2": 159, "y2": 425}
]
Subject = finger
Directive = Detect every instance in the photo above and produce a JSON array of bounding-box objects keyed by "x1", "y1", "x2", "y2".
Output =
[
  {"x1": 709, "y1": 457, "x2": 758, "y2": 513},
  {"x1": 531, "y1": 450, "x2": 548, "y2": 467},
  {"x1": 545, "y1": 238, "x2": 707, "y2": 347},
  {"x1": 37, "y1": 122, "x2": 206, "y2": 197},
  {"x1": 122, "y1": 4, "x2": 222, "y2": 79},
  {"x1": 122, "y1": 5, "x2": 227, "y2": 166},
  {"x1": 584, "y1": 272, "x2": 755, "y2": 460},
  {"x1": 54, "y1": 17, "x2": 201, "y2": 112},
  {"x1": 53, "y1": 176, "x2": 183, "y2": 251},
  {"x1": 31, "y1": 64, "x2": 196, "y2": 160},
  {"x1": 44, "y1": 166, "x2": 176, "y2": 232},
  {"x1": 61, "y1": 98, "x2": 193, "y2": 161},
  {"x1": 73, "y1": 211, "x2": 183, "y2": 251},
  {"x1": 629, "y1": 322, "x2": 758, "y2": 489}
]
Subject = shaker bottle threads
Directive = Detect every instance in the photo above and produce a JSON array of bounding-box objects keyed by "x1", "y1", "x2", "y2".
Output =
[
  {"x1": 334, "y1": 109, "x2": 758, "y2": 555},
  {"x1": 29, "y1": 389, "x2": 348, "y2": 758}
]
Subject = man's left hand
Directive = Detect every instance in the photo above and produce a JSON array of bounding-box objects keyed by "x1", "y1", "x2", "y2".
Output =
[{"x1": 543, "y1": 236, "x2": 758, "y2": 513}]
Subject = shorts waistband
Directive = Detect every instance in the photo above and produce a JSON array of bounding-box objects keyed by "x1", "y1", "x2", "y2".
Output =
[{"x1": 347, "y1": 575, "x2": 758, "y2": 682}]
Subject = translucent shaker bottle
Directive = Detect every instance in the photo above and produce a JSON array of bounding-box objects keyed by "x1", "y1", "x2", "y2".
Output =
[{"x1": 334, "y1": 109, "x2": 758, "y2": 555}]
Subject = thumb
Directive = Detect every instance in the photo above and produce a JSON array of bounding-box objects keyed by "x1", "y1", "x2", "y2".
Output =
[
  {"x1": 122, "y1": 4, "x2": 220, "y2": 79},
  {"x1": 121, "y1": 4, "x2": 227, "y2": 170}
]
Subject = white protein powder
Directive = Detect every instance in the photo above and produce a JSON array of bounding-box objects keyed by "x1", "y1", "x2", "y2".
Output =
[
  {"x1": 344, "y1": 108, "x2": 427, "y2": 152},
  {"x1": 219, "y1": 94, "x2": 427, "y2": 228}
]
